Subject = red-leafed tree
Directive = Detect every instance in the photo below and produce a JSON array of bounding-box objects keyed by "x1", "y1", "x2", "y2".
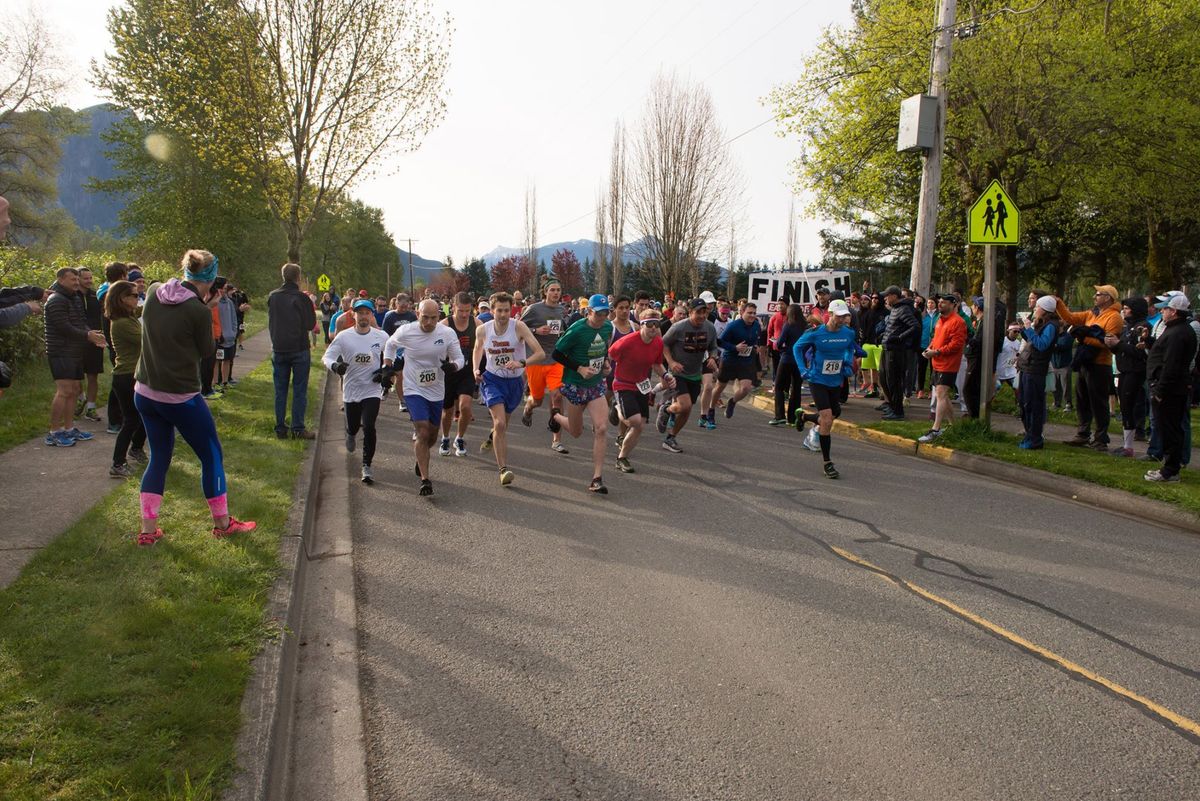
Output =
[
  {"x1": 428, "y1": 267, "x2": 470, "y2": 298},
  {"x1": 514, "y1": 255, "x2": 536, "y2": 294},
  {"x1": 550, "y1": 249, "x2": 584, "y2": 296},
  {"x1": 490, "y1": 256, "x2": 521, "y2": 291}
]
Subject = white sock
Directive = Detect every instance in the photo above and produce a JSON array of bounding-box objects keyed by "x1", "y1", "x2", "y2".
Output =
[
  {"x1": 86, "y1": 402, "x2": 96, "y2": 410},
  {"x1": 1123, "y1": 429, "x2": 1134, "y2": 450}
]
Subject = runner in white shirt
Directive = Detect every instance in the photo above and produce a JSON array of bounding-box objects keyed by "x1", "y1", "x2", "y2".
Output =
[
  {"x1": 472, "y1": 292, "x2": 551, "y2": 486},
  {"x1": 322, "y1": 299, "x2": 390, "y2": 485},
  {"x1": 384, "y1": 299, "x2": 465, "y2": 497}
]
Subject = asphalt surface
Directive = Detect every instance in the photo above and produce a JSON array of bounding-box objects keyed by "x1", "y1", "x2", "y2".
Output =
[{"x1": 348, "y1": 392, "x2": 1200, "y2": 801}]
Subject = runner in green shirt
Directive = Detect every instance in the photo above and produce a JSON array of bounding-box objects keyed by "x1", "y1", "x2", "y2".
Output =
[{"x1": 548, "y1": 294, "x2": 615, "y2": 493}]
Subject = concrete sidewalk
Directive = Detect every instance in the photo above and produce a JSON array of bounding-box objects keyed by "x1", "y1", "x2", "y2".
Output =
[{"x1": 0, "y1": 330, "x2": 275, "y2": 589}]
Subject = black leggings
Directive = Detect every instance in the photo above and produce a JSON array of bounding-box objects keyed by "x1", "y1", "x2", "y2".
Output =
[
  {"x1": 773, "y1": 361, "x2": 802, "y2": 423},
  {"x1": 1117, "y1": 371, "x2": 1146, "y2": 432},
  {"x1": 111, "y1": 372, "x2": 146, "y2": 466},
  {"x1": 345, "y1": 397, "x2": 380, "y2": 466}
]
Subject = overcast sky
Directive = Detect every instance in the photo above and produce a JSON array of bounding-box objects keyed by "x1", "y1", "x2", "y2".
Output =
[{"x1": 39, "y1": 0, "x2": 856, "y2": 266}]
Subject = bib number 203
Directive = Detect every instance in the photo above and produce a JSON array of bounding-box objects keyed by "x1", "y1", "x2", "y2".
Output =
[{"x1": 419, "y1": 369, "x2": 437, "y2": 384}]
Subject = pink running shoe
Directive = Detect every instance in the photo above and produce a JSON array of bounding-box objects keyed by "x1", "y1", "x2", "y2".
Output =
[
  {"x1": 135, "y1": 528, "x2": 164, "y2": 547},
  {"x1": 213, "y1": 516, "x2": 257, "y2": 538}
]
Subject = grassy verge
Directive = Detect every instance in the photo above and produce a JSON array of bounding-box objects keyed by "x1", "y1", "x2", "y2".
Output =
[
  {"x1": 0, "y1": 348, "x2": 323, "y2": 800},
  {"x1": 0, "y1": 316, "x2": 269, "y2": 456},
  {"x1": 862, "y1": 416, "x2": 1200, "y2": 518}
]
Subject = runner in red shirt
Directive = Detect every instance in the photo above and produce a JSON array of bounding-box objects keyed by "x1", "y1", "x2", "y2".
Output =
[{"x1": 607, "y1": 308, "x2": 675, "y2": 474}]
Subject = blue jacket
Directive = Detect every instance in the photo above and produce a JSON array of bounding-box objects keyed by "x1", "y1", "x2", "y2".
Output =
[
  {"x1": 921, "y1": 313, "x2": 936, "y2": 349},
  {"x1": 795, "y1": 324, "x2": 866, "y2": 387},
  {"x1": 718, "y1": 317, "x2": 761, "y2": 363}
]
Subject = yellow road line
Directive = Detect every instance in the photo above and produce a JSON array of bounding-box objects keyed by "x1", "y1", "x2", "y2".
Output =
[{"x1": 829, "y1": 546, "x2": 1200, "y2": 739}]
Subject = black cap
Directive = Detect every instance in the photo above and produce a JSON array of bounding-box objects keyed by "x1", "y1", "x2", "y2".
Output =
[
  {"x1": 829, "y1": 290, "x2": 845, "y2": 300},
  {"x1": 883, "y1": 285, "x2": 903, "y2": 298},
  {"x1": 816, "y1": 286, "x2": 831, "y2": 295},
  {"x1": 688, "y1": 298, "x2": 708, "y2": 310}
]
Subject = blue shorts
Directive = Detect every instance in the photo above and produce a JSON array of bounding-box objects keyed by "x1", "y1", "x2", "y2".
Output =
[
  {"x1": 560, "y1": 381, "x2": 605, "y2": 406},
  {"x1": 405, "y1": 394, "x2": 443, "y2": 426},
  {"x1": 480, "y1": 372, "x2": 525, "y2": 415}
]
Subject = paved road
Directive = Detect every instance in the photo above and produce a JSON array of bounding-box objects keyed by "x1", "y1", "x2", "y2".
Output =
[{"x1": 348, "y1": 394, "x2": 1200, "y2": 800}]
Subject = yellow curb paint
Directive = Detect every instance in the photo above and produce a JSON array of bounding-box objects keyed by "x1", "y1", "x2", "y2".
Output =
[{"x1": 828, "y1": 546, "x2": 1200, "y2": 739}]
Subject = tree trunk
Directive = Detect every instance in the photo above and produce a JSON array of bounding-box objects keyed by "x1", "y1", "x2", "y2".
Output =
[
  {"x1": 287, "y1": 225, "x2": 302, "y2": 265},
  {"x1": 1146, "y1": 213, "x2": 1172, "y2": 289},
  {"x1": 1053, "y1": 242, "x2": 1071, "y2": 297}
]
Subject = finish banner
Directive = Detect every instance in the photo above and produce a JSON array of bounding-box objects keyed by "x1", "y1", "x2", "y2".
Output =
[{"x1": 748, "y1": 270, "x2": 852, "y2": 314}]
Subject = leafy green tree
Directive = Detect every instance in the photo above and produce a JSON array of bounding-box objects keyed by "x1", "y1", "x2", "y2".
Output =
[{"x1": 463, "y1": 257, "x2": 490, "y2": 297}]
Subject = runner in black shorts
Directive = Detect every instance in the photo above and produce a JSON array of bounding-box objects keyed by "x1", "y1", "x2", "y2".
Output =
[{"x1": 439, "y1": 292, "x2": 478, "y2": 457}]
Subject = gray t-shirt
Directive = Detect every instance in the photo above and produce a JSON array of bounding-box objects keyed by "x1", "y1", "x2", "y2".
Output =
[
  {"x1": 520, "y1": 300, "x2": 568, "y2": 351},
  {"x1": 662, "y1": 319, "x2": 718, "y2": 380}
]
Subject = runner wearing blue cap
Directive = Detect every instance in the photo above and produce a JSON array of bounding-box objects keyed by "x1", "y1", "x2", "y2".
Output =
[{"x1": 548, "y1": 293, "x2": 615, "y2": 493}]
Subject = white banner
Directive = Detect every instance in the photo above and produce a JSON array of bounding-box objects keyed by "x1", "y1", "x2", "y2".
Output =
[{"x1": 747, "y1": 270, "x2": 852, "y2": 314}]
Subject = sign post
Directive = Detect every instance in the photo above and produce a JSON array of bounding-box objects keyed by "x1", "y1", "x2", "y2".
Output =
[{"x1": 968, "y1": 180, "x2": 1020, "y2": 430}]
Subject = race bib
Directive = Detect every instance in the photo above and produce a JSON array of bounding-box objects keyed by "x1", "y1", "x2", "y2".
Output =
[
  {"x1": 636, "y1": 378, "x2": 653, "y2": 395},
  {"x1": 354, "y1": 353, "x2": 373, "y2": 364},
  {"x1": 547, "y1": 319, "x2": 562, "y2": 335},
  {"x1": 821, "y1": 359, "x2": 842, "y2": 375},
  {"x1": 418, "y1": 369, "x2": 437, "y2": 385},
  {"x1": 589, "y1": 357, "x2": 605, "y2": 372},
  {"x1": 494, "y1": 354, "x2": 511, "y2": 367},
  {"x1": 1006, "y1": 357, "x2": 1017, "y2": 368},
  {"x1": 215, "y1": 349, "x2": 225, "y2": 361}
]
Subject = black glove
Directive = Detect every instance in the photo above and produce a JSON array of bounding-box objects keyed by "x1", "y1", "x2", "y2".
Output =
[
  {"x1": 441, "y1": 359, "x2": 455, "y2": 373},
  {"x1": 331, "y1": 359, "x2": 348, "y2": 376},
  {"x1": 371, "y1": 364, "x2": 397, "y2": 384}
]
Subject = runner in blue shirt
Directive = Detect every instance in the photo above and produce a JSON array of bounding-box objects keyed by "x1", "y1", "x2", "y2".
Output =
[
  {"x1": 794, "y1": 299, "x2": 865, "y2": 479},
  {"x1": 714, "y1": 302, "x2": 762, "y2": 421}
]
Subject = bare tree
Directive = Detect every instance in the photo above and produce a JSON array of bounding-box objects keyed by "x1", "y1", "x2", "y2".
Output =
[
  {"x1": 607, "y1": 121, "x2": 627, "y2": 295},
  {"x1": 524, "y1": 183, "x2": 538, "y2": 295},
  {"x1": 238, "y1": 0, "x2": 452, "y2": 263},
  {"x1": 0, "y1": 10, "x2": 68, "y2": 239},
  {"x1": 629, "y1": 73, "x2": 742, "y2": 295},
  {"x1": 785, "y1": 195, "x2": 797, "y2": 269},
  {"x1": 594, "y1": 190, "x2": 609, "y2": 294}
]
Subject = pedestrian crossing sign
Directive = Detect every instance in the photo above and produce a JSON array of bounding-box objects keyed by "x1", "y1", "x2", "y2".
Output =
[
  {"x1": 968, "y1": 180, "x2": 1019, "y2": 246},
  {"x1": 317, "y1": 273, "x2": 331, "y2": 291}
]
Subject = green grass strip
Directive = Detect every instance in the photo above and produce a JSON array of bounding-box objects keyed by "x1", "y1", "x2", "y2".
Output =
[
  {"x1": 0, "y1": 346, "x2": 321, "y2": 800},
  {"x1": 863, "y1": 416, "x2": 1200, "y2": 519}
]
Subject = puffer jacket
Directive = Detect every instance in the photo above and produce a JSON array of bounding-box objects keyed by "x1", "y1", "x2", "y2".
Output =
[
  {"x1": 881, "y1": 297, "x2": 921, "y2": 350},
  {"x1": 1147, "y1": 315, "x2": 1198, "y2": 397},
  {"x1": 43, "y1": 281, "x2": 91, "y2": 359},
  {"x1": 1110, "y1": 297, "x2": 1151, "y2": 375}
]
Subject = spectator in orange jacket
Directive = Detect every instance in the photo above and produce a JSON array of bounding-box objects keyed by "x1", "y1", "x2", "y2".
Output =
[
  {"x1": 918, "y1": 293, "x2": 968, "y2": 443},
  {"x1": 1056, "y1": 285, "x2": 1125, "y2": 449}
]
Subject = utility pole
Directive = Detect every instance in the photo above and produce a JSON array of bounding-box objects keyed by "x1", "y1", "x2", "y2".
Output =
[
  {"x1": 980, "y1": 244, "x2": 997, "y2": 429},
  {"x1": 908, "y1": 0, "x2": 957, "y2": 297}
]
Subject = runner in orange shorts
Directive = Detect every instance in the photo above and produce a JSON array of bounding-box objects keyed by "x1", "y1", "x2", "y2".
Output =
[{"x1": 520, "y1": 276, "x2": 570, "y2": 454}]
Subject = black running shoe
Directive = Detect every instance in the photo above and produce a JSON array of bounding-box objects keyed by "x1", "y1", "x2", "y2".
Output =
[
  {"x1": 588, "y1": 477, "x2": 608, "y2": 494},
  {"x1": 823, "y1": 461, "x2": 840, "y2": 480},
  {"x1": 548, "y1": 408, "x2": 562, "y2": 434},
  {"x1": 419, "y1": 479, "x2": 433, "y2": 496}
]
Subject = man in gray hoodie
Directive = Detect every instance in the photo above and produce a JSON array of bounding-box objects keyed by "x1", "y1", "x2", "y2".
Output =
[{"x1": 214, "y1": 282, "x2": 242, "y2": 390}]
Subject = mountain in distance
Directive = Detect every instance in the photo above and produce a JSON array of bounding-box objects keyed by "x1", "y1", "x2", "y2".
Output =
[
  {"x1": 394, "y1": 246, "x2": 445, "y2": 283},
  {"x1": 56, "y1": 104, "x2": 131, "y2": 233},
  {"x1": 482, "y1": 238, "x2": 641, "y2": 269}
]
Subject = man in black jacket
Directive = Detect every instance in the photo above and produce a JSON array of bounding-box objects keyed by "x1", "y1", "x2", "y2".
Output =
[
  {"x1": 267, "y1": 263, "x2": 318, "y2": 439},
  {"x1": 1144, "y1": 295, "x2": 1197, "y2": 482},
  {"x1": 962, "y1": 296, "x2": 1006, "y2": 419},
  {"x1": 44, "y1": 268, "x2": 107, "y2": 446},
  {"x1": 76, "y1": 268, "x2": 106, "y2": 422},
  {"x1": 879, "y1": 285, "x2": 920, "y2": 420}
]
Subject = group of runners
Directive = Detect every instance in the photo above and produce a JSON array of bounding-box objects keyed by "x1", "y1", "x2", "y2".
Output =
[{"x1": 321, "y1": 276, "x2": 867, "y2": 496}]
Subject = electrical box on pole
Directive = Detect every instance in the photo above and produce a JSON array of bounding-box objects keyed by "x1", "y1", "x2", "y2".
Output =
[{"x1": 897, "y1": 94, "x2": 938, "y2": 152}]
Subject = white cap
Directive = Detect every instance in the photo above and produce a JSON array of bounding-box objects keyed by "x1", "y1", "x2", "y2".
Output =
[
  {"x1": 1157, "y1": 294, "x2": 1190, "y2": 311},
  {"x1": 1035, "y1": 295, "x2": 1057, "y2": 313},
  {"x1": 1156, "y1": 290, "x2": 1183, "y2": 301},
  {"x1": 828, "y1": 299, "x2": 851, "y2": 317},
  {"x1": 698, "y1": 290, "x2": 716, "y2": 304}
]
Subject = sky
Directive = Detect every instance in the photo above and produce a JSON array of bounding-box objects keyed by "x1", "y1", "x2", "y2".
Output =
[{"x1": 38, "y1": 0, "x2": 857, "y2": 267}]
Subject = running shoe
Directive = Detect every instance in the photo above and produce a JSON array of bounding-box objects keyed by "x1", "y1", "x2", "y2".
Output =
[
  {"x1": 697, "y1": 416, "x2": 708, "y2": 429},
  {"x1": 551, "y1": 441, "x2": 569, "y2": 454},
  {"x1": 547, "y1": 409, "x2": 562, "y2": 434},
  {"x1": 45, "y1": 431, "x2": 75, "y2": 447},
  {"x1": 917, "y1": 429, "x2": 942, "y2": 443},
  {"x1": 213, "y1": 516, "x2": 257, "y2": 538},
  {"x1": 1109, "y1": 446, "x2": 1134, "y2": 458},
  {"x1": 419, "y1": 479, "x2": 434, "y2": 496},
  {"x1": 75, "y1": 399, "x2": 86, "y2": 417},
  {"x1": 863, "y1": 389, "x2": 879, "y2": 399},
  {"x1": 662, "y1": 435, "x2": 682, "y2": 453},
  {"x1": 767, "y1": 418, "x2": 788, "y2": 426},
  {"x1": 1144, "y1": 470, "x2": 1180, "y2": 483},
  {"x1": 588, "y1": 477, "x2": 608, "y2": 494},
  {"x1": 655, "y1": 402, "x2": 671, "y2": 434},
  {"x1": 228, "y1": 378, "x2": 238, "y2": 385},
  {"x1": 1018, "y1": 440, "x2": 1043, "y2": 450},
  {"x1": 109, "y1": 463, "x2": 134, "y2": 479},
  {"x1": 67, "y1": 427, "x2": 94, "y2": 441},
  {"x1": 106, "y1": 423, "x2": 122, "y2": 434},
  {"x1": 439, "y1": 437, "x2": 451, "y2": 456},
  {"x1": 823, "y1": 461, "x2": 840, "y2": 479},
  {"x1": 83, "y1": 408, "x2": 101, "y2": 422},
  {"x1": 398, "y1": 399, "x2": 408, "y2": 413},
  {"x1": 615, "y1": 430, "x2": 626, "y2": 449},
  {"x1": 521, "y1": 407, "x2": 533, "y2": 427},
  {"x1": 725, "y1": 398, "x2": 738, "y2": 419},
  {"x1": 608, "y1": 404, "x2": 619, "y2": 427},
  {"x1": 135, "y1": 528, "x2": 164, "y2": 547},
  {"x1": 480, "y1": 434, "x2": 493, "y2": 452},
  {"x1": 616, "y1": 457, "x2": 635, "y2": 474},
  {"x1": 128, "y1": 448, "x2": 148, "y2": 463},
  {"x1": 702, "y1": 418, "x2": 716, "y2": 430},
  {"x1": 454, "y1": 437, "x2": 466, "y2": 456},
  {"x1": 361, "y1": 464, "x2": 374, "y2": 485},
  {"x1": 411, "y1": 431, "x2": 418, "y2": 442},
  {"x1": 499, "y1": 467, "x2": 515, "y2": 486},
  {"x1": 346, "y1": 432, "x2": 357, "y2": 452},
  {"x1": 803, "y1": 426, "x2": 820, "y2": 452}
]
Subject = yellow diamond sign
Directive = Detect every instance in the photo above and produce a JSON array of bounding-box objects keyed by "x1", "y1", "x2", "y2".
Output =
[
  {"x1": 968, "y1": 180, "x2": 1019, "y2": 246},
  {"x1": 316, "y1": 273, "x2": 331, "y2": 292}
]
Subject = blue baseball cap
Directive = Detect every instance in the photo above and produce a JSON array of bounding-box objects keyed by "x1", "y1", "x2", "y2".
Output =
[
  {"x1": 352, "y1": 299, "x2": 375, "y2": 311},
  {"x1": 588, "y1": 293, "x2": 610, "y2": 311}
]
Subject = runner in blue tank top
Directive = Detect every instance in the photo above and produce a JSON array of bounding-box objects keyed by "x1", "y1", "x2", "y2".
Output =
[{"x1": 794, "y1": 299, "x2": 865, "y2": 479}]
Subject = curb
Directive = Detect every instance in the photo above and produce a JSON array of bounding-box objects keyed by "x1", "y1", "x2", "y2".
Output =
[
  {"x1": 747, "y1": 393, "x2": 1200, "y2": 536},
  {"x1": 224, "y1": 368, "x2": 330, "y2": 801}
]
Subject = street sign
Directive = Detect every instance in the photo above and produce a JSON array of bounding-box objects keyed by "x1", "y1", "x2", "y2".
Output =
[
  {"x1": 317, "y1": 273, "x2": 331, "y2": 291},
  {"x1": 968, "y1": 180, "x2": 1019, "y2": 246}
]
